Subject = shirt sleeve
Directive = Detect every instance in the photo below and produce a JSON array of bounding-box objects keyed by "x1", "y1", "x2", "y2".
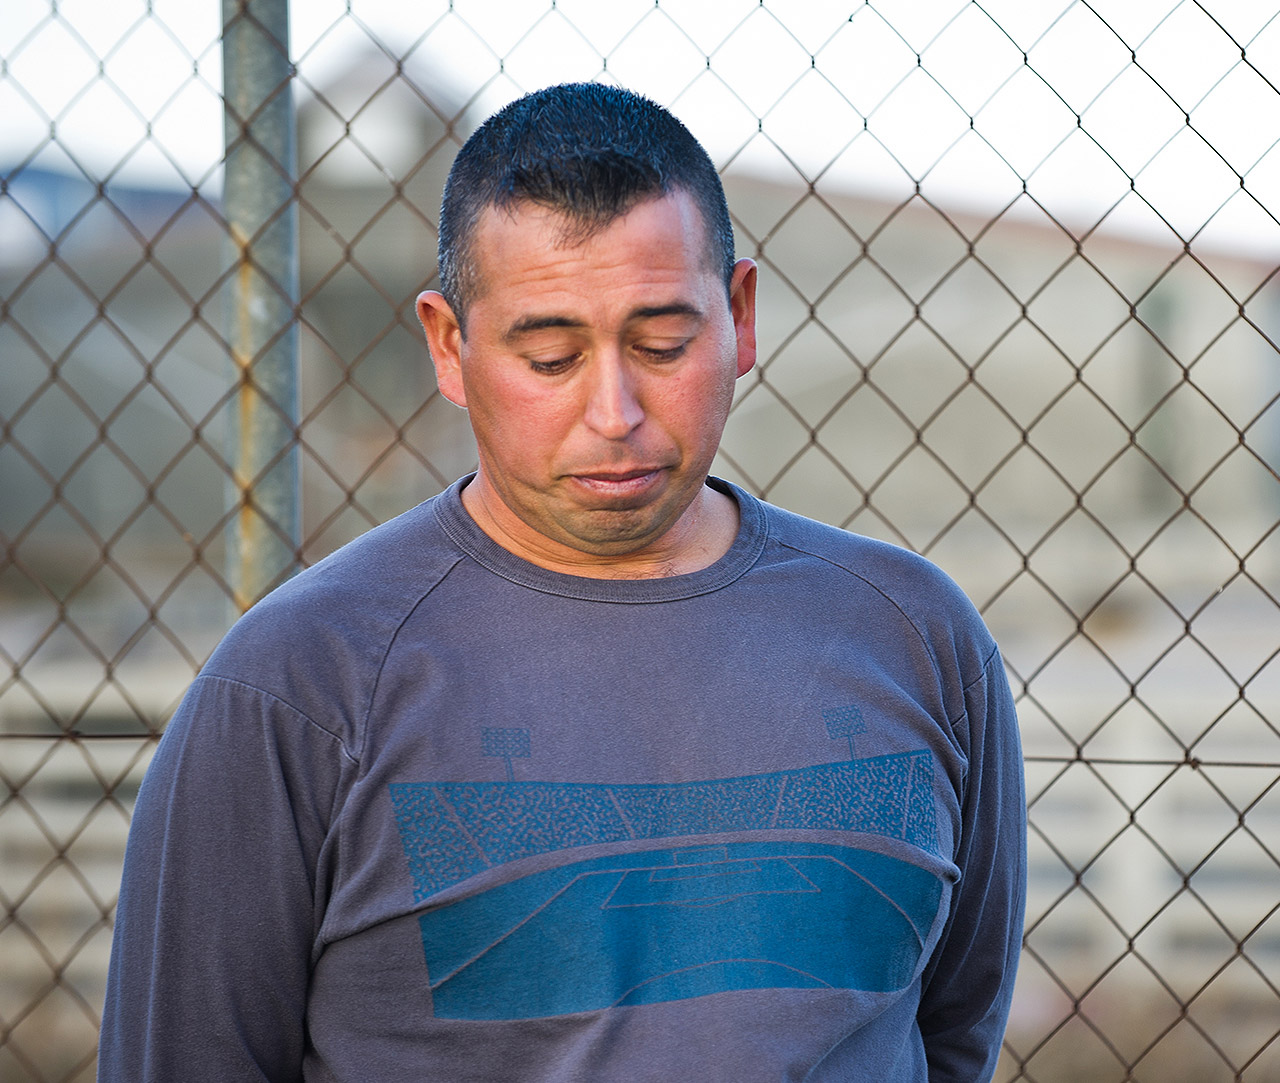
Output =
[
  {"x1": 917, "y1": 645, "x2": 1027, "y2": 1082},
  {"x1": 98, "y1": 674, "x2": 352, "y2": 1083}
]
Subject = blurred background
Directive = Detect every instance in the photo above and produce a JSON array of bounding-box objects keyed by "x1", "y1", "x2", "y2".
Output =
[{"x1": 2, "y1": 1, "x2": 1279, "y2": 1079}]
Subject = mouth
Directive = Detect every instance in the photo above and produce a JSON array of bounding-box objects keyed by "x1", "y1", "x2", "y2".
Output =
[{"x1": 567, "y1": 467, "x2": 667, "y2": 501}]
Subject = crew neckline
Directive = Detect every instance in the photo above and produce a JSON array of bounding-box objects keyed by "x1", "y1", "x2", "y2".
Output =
[{"x1": 433, "y1": 475, "x2": 768, "y2": 603}]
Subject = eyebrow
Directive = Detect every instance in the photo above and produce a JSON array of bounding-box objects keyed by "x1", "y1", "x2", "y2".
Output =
[{"x1": 503, "y1": 302, "x2": 705, "y2": 343}]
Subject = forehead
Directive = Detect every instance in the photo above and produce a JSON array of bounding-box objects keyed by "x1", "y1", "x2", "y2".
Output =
[{"x1": 466, "y1": 190, "x2": 718, "y2": 314}]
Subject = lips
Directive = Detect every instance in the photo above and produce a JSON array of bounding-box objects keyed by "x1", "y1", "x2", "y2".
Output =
[{"x1": 567, "y1": 467, "x2": 667, "y2": 502}]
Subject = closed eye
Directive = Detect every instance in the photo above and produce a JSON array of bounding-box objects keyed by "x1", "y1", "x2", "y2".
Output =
[
  {"x1": 528, "y1": 355, "x2": 579, "y2": 376},
  {"x1": 634, "y1": 341, "x2": 689, "y2": 363}
]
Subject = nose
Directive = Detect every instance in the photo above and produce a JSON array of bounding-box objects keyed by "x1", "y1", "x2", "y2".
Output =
[{"x1": 583, "y1": 355, "x2": 644, "y2": 439}]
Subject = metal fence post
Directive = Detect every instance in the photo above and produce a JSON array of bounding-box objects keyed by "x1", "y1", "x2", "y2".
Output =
[{"x1": 221, "y1": 0, "x2": 300, "y2": 611}]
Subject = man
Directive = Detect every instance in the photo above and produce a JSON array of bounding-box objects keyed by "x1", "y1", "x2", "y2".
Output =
[{"x1": 101, "y1": 82, "x2": 1024, "y2": 1081}]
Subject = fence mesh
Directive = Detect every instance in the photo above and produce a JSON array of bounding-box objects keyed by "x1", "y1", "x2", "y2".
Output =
[{"x1": 3, "y1": 1, "x2": 1280, "y2": 1080}]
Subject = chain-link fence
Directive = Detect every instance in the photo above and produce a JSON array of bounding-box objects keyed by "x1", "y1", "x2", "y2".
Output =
[{"x1": 3, "y1": 1, "x2": 1279, "y2": 1079}]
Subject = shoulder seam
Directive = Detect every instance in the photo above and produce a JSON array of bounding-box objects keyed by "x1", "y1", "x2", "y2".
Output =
[
  {"x1": 773, "y1": 534, "x2": 943, "y2": 664},
  {"x1": 191, "y1": 672, "x2": 361, "y2": 765},
  {"x1": 966, "y1": 642, "x2": 1004, "y2": 695},
  {"x1": 357, "y1": 552, "x2": 469, "y2": 763},
  {"x1": 772, "y1": 532, "x2": 995, "y2": 727}
]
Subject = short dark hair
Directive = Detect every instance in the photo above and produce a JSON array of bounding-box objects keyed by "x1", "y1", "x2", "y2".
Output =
[{"x1": 437, "y1": 82, "x2": 735, "y2": 331}]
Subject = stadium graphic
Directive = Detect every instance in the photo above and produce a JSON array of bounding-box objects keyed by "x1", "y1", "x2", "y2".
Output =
[{"x1": 389, "y1": 752, "x2": 943, "y2": 1020}]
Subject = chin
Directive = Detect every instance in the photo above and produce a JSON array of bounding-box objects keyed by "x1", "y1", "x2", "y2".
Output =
[{"x1": 558, "y1": 509, "x2": 676, "y2": 553}]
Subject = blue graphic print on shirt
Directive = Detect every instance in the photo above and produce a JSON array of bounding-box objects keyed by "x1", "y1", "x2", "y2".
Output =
[{"x1": 390, "y1": 753, "x2": 944, "y2": 1020}]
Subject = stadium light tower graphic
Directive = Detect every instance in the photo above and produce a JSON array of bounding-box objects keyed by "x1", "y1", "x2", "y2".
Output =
[
  {"x1": 822, "y1": 705, "x2": 865, "y2": 760},
  {"x1": 482, "y1": 726, "x2": 531, "y2": 781}
]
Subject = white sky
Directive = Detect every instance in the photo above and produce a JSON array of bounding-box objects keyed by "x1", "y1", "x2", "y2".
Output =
[{"x1": 2, "y1": 0, "x2": 1279, "y2": 255}]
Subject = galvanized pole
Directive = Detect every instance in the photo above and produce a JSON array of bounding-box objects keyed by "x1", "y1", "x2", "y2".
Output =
[{"x1": 222, "y1": 0, "x2": 300, "y2": 612}]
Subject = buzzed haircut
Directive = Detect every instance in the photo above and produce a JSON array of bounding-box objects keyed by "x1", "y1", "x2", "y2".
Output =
[{"x1": 437, "y1": 82, "x2": 736, "y2": 332}]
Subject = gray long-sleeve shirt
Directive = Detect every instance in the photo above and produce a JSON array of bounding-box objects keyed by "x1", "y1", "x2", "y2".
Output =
[{"x1": 100, "y1": 477, "x2": 1025, "y2": 1081}]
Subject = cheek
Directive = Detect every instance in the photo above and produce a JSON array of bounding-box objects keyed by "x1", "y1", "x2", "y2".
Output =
[
  {"x1": 468, "y1": 378, "x2": 576, "y2": 456},
  {"x1": 671, "y1": 365, "x2": 736, "y2": 438}
]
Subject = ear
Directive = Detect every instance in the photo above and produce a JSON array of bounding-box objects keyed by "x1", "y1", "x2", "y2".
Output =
[
  {"x1": 728, "y1": 258, "x2": 757, "y2": 379},
  {"x1": 416, "y1": 290, "x2": 467, "y2": 407}
]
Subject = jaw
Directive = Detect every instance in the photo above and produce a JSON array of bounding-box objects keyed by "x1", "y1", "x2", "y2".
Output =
[{"x1": 461, "y1": 464, "x2": 728, "y2": 574}]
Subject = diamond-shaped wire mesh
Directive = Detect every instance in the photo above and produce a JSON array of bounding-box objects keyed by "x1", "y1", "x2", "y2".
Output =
[{"x1": 2, "y1": 1, "x2": 1279, "y2": 1080}]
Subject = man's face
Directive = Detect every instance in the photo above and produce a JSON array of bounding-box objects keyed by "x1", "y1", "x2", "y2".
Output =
[{"x1": 418, "y1": 189, "x2": 756, "y2": 572}]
